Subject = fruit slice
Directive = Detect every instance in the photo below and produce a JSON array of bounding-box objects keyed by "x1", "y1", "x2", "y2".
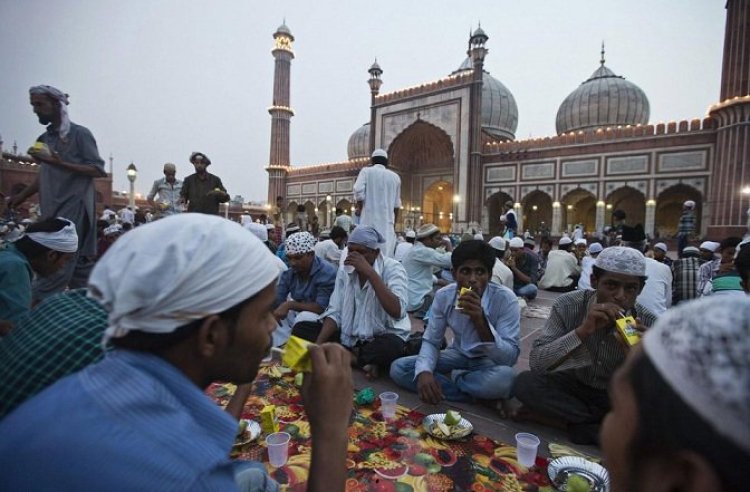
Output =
[
  {"x1": 374, "y1": 464, "x2": 408, "y2": 480},
  {"x1": 444, "y1": 410, "x2": 462, "y2": 426},
  {"x1": 436, "y1": 421, "x2": 451, "y2": 437}
]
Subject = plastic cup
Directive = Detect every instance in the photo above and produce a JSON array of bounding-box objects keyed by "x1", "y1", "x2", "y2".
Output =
[
  {"x1": 379, "y1": 391, "x2": 399, "y2": 419},
  {"x1": 266, "y1": 432, "x2": 291, "y2": 467},
  {"x1": 515, "y1": 432, "x2": 540, "y2": 467}
]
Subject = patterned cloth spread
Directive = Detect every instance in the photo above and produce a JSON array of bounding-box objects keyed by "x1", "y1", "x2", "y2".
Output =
[{"x1": 208, "y1": 365, "x2": 553, "y2": 492}]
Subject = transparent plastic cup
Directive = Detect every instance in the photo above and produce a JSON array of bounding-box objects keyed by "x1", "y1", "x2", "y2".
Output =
[
  {"x1": 515, "y1": 432, "x2": 540, "y2": 467},
  {"x1": 379, "y1": 391, "x2": 399, "y2": 419},
  {"x1": 266, "y1": 432, "x2": 291, "y2": 467}
]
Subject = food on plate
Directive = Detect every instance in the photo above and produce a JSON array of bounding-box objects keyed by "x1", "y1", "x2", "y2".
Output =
[
  {"x1": 236, "y1": 419, "x2": 249, "y2": 437},
  {"x1": 566, "y1": 474, "x2": 592, "y2": 492},
  {"x1": 443, "y1": 410, "x2": 462, "y2": 426}
]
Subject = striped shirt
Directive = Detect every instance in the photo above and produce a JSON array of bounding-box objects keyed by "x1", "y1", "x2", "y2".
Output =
[
  {"x1": 529, "y1": 289, "x2": 657, "y2": 389},
  {"x1": 677, "y1": 211, "x2": 695, "y2": 235},
  {"x1": 672, "y1": 256, "x2": 701, "y2": 304},
  {"x1": 0, "y1": 350, "x2": 255, "y2": 491},
  {"x1": 0, "y1": 289, "x2": 107, "y2": 418}
]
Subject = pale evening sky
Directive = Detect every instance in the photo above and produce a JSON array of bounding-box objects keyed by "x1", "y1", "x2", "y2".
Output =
[{"x1": 0, "y1": 0, "x2": 725, "y2": 203}]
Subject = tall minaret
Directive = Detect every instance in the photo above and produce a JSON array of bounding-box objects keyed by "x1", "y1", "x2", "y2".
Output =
[
  {"x1": 707, "y1": 0, "x2": 750, "y2": 238},
  {"x1": 465, "y1": 26, "x2": 488, "y2": 233},
  {"x1": 266, "y1": 22, "x2": 295, "y2": 205}
]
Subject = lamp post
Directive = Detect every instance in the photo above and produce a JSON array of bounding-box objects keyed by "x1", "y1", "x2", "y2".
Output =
[
  {"x1": 126, "y1": 162, "x2": 137, "y2": 209},
  {"x1": 326, "y1": 194, "x2": 332, "y2": 228}
]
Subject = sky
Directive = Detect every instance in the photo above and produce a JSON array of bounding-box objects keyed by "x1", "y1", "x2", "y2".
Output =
[{"x1": 0, "y1": 0, "x2": 726, "y2": 203}]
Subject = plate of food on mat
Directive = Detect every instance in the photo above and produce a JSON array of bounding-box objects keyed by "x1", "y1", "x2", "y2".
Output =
[
  {"x1": 547, "y1": 455, "x2": 610, "y2": 491},
  {"x1": 233, "y1": 419, "x2": 261, "y2": 447},
  {"x1": 422, "y1": 411, "x2": 473, "y2": 440}
]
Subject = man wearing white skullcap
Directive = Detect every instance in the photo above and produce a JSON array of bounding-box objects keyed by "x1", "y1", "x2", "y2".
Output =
[
  {"x1": 273, "y1": 231, "x2": 337, "y2": 346},
  {"x1": 577, "y1": 242, "x2": 603, "y2": 291},
  {"x1": 488, "y1": 236, "x2": 513, "y2": 289},
  {"x1": 311, "y1": 226, "x2": 411, "y2": 379},
  {"x1": 147, "y1": 163, "x2": 183, "y2": 217},
  {"x1": 0, "y1": 214, "x2": 354, "y2": 491},
  {"x1": 513, "y1": 246, "x2": 657, "y2": 445},
  {"x1": 353, "y1": 149, "x2": 402, "y2": 257},
  {"x1": 403, "y1": 224, "x2": 453, "y2": 318},
  {"x1": 394, "y1": 229, "x2": 416, "y2": 262},
  {"x1": 676, "y1": 200, "x2": 696, "y2": 257},
  {"x1": 538, "y1": 236, "x2": 581, "y2": 292},
  {"x1": 7, "y1": 85, "x2": 106, "y2": 302},
  {"x1": 698, "y1": 237, "x2": 742, "y2": 297},
  {"x1": 0, "y1": 217, "x2": 77, "y2": 325},
  {"x1": 651, "y1": 241, "x2": 672, "y2": 267},
  {"x1": 602, "y1": 296, "x2": 750, "y2": 492},
  {"x1": 506, "y1": 236, "x2": 539, "y2": 299},
  {"x1": 671, "y1": 246, "x2": 702, "y2": 304}
]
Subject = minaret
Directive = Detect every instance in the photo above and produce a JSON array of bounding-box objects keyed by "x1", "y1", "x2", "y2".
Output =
[
  {"x1": 465, "y1": 25, "x2": 488, "y2": 232},
  {"x1": 707, "y1": 0, "x2": 750, "y2": 238},
  {"x1": 367, "y1": 60, "x2": 383, "y2": 153},
  {"x1": 266, "y1": 22, "x2": 295, "y2": 205}
]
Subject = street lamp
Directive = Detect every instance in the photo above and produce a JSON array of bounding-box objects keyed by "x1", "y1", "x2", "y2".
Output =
[{"x1": 126, "y1": 162, "x2": 137, "y2": 209}]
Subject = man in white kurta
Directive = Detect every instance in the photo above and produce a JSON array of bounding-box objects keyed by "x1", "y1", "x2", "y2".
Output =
[{"x1": 353, "y1": 149, "x2": 401, "y2": 258}]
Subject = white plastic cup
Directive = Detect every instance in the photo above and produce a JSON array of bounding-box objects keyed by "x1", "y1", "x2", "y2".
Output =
[
  {"x1": 379, "y1": 391, "x2": 399, "y2": 419},
  {"x1": 266, "y1": 432, "x2": 291, "y2": 467},
  {"x1": 515, "y1": 432, "x2": 540, "y2": 467}
]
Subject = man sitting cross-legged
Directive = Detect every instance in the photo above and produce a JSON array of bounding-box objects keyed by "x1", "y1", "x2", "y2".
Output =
[
  {"x1": 390, "y1": 240, "x2": 520, "y2": 403},
  {"x1": 0, "y1": 215, "x2": 353, "y2": 492},
  {"x1": 512, "y1": 246, "x2": 657, "y2": 445},
  {"x1": 311, "y1": 226, "x2": 411, "y2": 379}
]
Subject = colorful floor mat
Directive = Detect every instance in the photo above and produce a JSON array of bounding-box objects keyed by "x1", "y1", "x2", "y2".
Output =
[{"x1": 208, "y1": 365, "x2": 553, "y2": 491}]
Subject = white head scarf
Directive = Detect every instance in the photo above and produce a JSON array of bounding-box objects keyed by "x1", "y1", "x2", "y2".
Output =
[
  {"x1": 643, "y1": 296, "x2": 750, "y2": 454},
  {"x1": 29, "y1": 85, "x2": 71, "y2": 140},
  {"x1": 89, "y1": 214, "x2": 286, "y2": 345},
  {"x1": 25, "y1": 217, "x2": 78, "y2": 253},
  {"x1": 244, "y1": 222, "x2": 268, "y2": 242}
]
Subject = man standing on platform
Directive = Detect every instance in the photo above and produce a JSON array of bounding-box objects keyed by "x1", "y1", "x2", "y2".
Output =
[
  {"x1": 353, "y1": 149, "x2": 401, "y2": 257},
  {"x1": 147, "y1": 162, "x2": 182, "y2": 217},
  {"x1": 7, "y1": 85, "x2": 106, "y2": 301},
  {"x1": 180, "y1": 152, "x2": 229, "y2": 215}
]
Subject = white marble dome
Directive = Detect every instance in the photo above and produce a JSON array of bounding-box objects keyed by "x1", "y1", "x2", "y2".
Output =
[{"x1": 347, "y1": 122, "x2": 370, "y2": 160}]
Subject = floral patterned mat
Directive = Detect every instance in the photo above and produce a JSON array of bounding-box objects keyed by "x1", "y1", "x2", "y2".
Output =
[{"x1": 208, "y1": 365, "x2": 553, "y2": 492}]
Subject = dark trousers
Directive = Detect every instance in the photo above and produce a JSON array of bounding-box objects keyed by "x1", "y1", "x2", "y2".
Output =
[
  {"x1": 293, "y1": 322, "x2": 406, "y2": 371},
  {"x1": 512, "y1": 370, "x2": 610, "y2": 444}
]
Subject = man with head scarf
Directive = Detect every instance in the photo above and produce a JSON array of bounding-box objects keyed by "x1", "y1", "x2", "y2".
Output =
[
  {"x1": 147, "y1": 162, "x2": 183, "y2": 216},
  {"x1": 7, "y1": 85, "x2": 106, "y2": 301},
  {"x1": 179, "y1": 151, "x2": 230, "y2": 215},
  {"x1": 0, "y1": 217, "x2": 77, "y2": 325},
  {"x1": 353, "y1": 149, "x2": 402, "y2": 257},
  {"x1": 391, "y1": 240, "x2": 520, "y2": 404},
  {"x1": 512, "y1": 246, "x2": 657, "y2": 445},
  {"x1": 601, "y1": 296, "x2": 750, "y2": 492},
  {"x1": 676, "y1": 200, "x2": 696, "y2": 257},
  {"x1": 312, "y1": 226, "x2": 411, "y2": 379},
  {"x1": 402, "y1": 223, "x2": 454, "y2": 318},
  {"x1": 0, "y1": 214, "x2": 354, "y2": 492},
  {"x1": 272, "y1": 231, "x2": 337, "y2": 346},
  {"x1": 314, "y1": 225, "x2": 347, "y2": 266}
]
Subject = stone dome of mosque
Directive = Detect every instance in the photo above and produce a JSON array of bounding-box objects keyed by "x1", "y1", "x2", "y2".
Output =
[
  {"x1": 556, "y1": 52, "x2": 649, "y2": 134},
  {"x1": 453, "y1": 58, "x2": 519, "y2": 141},
  {"x1": 347, "y1": 122, "x2": 370, "y2": 160}
]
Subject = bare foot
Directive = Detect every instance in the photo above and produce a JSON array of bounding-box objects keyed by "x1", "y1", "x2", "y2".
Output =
[{"x1": 362, "y1": 364, "x2": 380, "y2": 380}]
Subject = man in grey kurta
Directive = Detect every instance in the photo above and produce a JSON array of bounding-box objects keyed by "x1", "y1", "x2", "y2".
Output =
[{"x1": 8, "y1": 85, "x2": 106, "y2": 300}]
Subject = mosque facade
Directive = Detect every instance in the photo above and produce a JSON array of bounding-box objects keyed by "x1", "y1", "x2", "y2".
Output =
[{"x1": 269, "y1": 1, "x2": 749, "y2": 240}]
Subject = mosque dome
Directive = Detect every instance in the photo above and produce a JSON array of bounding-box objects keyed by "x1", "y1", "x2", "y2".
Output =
[
  {"x1": 556, "y1": 56, "x2": 649, "y2": 134},
  {"x1": 274, "y1": 22, "x2": 294, "y2": 40},
  {"x1": 347, "y1": 122, "x2": 370, "y2": 160},
  {"x1": 453, "y1": 58, "x2": 518, "y2": 141}
]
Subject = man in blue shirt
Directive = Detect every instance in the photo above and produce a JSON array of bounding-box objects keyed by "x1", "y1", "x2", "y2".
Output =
[
  {"x1": 0, "y1": 217, "x2": 77, "y2": 325},
  {"x1": 273, "y1": 231, "x2": 336, "y2": 346},
  {"x1": 391, "y1": 240, "x2": 520, "y2": 403},
  {"x1": 0, "y1": 214, "x2": 353, "y2": 492}
]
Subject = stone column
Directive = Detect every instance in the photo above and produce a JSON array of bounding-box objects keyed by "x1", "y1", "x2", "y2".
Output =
[
  {"x1": 595, "y1": 201, "x2": 606, "y2": 234},
  {"x1": 645, "y1": 199, "x2": 656, "y2": 238},
  {"x1": 552, "y1": 202, "x2": 562, "y2": 236}
]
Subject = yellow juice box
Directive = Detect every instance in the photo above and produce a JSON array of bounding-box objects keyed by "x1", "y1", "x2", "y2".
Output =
[
  {"x1": 455, "y1": 287, "x2": 472, "y2": 310},
  {"x1": 260, "y1": 405, "x2": 279, "y2": 434},
  {"x1": 282, "y1": 336, "x2": 312, "y2": 373},
  {"x1": 615, "y1": 315, "x2": 641, "y2": 346}
]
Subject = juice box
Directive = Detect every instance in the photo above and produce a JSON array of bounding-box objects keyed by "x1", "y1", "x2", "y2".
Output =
[
  {"x1": 260, "y1": 405, "x2": 279, "y2": 434},
  {"x1": 455, "y1": 287, "x2": 472, "y2": 310},
  {"x1": 282, "y1": 336, "x2": 312, "y2": 373},
  {"x1": 615, "y1": 315, "x2": 641, "y2": 346}
]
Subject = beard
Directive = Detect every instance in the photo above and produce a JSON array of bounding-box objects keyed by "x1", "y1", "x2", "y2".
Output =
[{"x1": 37, "y1": 114, "x2": 52, "y2": 125}]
